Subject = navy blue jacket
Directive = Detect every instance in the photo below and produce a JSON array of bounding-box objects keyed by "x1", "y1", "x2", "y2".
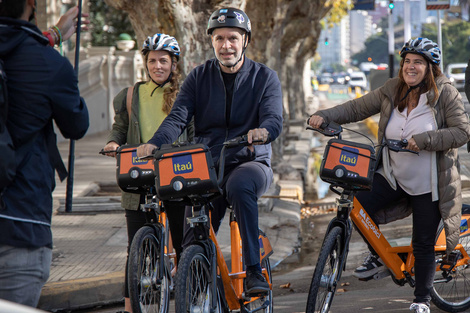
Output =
[
  {"x1": 0, "y1": 18, "x2": 89, "y2": 248},
  {"x1": 148, "y1": 57, "x2": 283, "y2": 168}
]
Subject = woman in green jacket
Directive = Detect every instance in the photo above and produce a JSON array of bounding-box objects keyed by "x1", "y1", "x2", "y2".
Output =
[
  {"x1": 308, "y1": 38, "x2": 470, "y2": 313},
  {"x1": 102, "y1": 33, "x2": 186, "y2": 313}
]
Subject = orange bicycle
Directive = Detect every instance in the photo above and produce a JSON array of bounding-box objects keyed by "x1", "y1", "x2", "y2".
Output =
[
  {"x1": 151, "y1": 136, "x2": 274, "y2": 313},
  {"x1": 101, "y1": 145, "x2": 176, "y2": 313},
  {"x1": 305, "y1": 122, "x2": 470, "y2": 313}
]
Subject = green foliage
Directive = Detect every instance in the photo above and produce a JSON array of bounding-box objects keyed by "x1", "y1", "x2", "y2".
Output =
[
  {"x1": 322, "y1": 0, "x2": 353, "y2": 29},
  {"x1": 421, "y1": 20, "x2": 470, "y2": 69},
  {"x1": 88, "y1": 0, "x2": 136, "y2": 47},
  {"x1": 351, "y1": 32, "x2": 390, "y2": 65}
]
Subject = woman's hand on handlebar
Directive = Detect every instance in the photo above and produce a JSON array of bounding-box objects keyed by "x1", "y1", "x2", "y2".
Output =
[
  {"x1": 308, "y1": 115, "x2": 325, "y2": 129},
  {"x1": 102, "y1": 141, "x2": 120, "y2": 158},
  {"x1": 247, "y1": 128, "x2": 269, "y2": 152},
  {"x1": 136, "y1": 143, "x2": 157, "y2": 158},
  {"x1": 406, "y1": 137, "x2": 420, "y2": 153}
]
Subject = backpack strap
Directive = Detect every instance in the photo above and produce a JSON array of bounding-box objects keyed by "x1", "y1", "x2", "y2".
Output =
[{"x1": 126, "y1": 85, "x2": 135, "y2": 120}]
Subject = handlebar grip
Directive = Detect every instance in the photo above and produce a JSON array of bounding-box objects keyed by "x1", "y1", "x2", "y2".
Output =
[{"x1": 99, "y1": 149, "x2": 118, "y2": 155}]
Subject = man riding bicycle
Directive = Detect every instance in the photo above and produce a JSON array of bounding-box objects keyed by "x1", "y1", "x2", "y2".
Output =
[{"x1": 137, "y1": 7, "x2": 283, "y2": 294}]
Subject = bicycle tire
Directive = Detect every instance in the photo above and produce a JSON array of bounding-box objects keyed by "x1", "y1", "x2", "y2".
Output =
[
  {"x1": 431, "y1": 224, "x2": 470, "y2": 312},
  {"x1": 128, "y1": 225, "x2": 170, "y2": 313},
  {"x1": 243, "y1": 257, "x2": 273, "y2": 313},
  {"x1": 174, "y1": 244, "x2": 223, "y2": 313},
  {"x1": 305, "y1": 226, "x2": 344, "y2": 313}
]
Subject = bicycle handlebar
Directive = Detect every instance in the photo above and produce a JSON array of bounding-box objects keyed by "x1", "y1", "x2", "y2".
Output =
[
  {"x1": 306, "y1": 121, "x2": 342, "y2": 137},
  {"x1": 384, "y1": 139, "x2": 419, "y2": 155},
  {"x1": 217, "y1": 135, "x2": 265, "y2": 186},
  {"x1": 307, "y1": 121, "x2": 419, "y2": 155}
]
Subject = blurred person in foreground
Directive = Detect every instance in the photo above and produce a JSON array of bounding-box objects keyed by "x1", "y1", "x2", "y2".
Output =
[
  {"x1": 308, "y1": 37, "x2": 470, "y2": 313},
  {"x1": 0, "y1": 0, "x2": 89, "y2": 307}
]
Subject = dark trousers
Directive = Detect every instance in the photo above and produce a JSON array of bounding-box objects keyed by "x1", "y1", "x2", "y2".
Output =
[
  {"x1": 181, "y1": 161, "x2": 273, "y2": 267},
  {"x1": 355, "y1": 173, "x2": 441, "y2": 305},
  {"x1": 123, "y1": 202, "x2": 185, "y2": 298}
]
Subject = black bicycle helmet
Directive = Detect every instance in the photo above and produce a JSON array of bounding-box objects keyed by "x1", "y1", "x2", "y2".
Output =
[
  {"x1": 207, "y1": 8, "x2": 251, "y2": 42},
  {"x1": 142, "y1": 33, "x2": 180, "y2": 61},
  {"x1": 400, "y1": 37, "x2": 441, "y2": 65}
]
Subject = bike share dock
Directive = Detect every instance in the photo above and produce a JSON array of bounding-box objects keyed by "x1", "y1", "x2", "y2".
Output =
[{"x1": 37, "y1": 128, "x2": 309, "y2": 312}]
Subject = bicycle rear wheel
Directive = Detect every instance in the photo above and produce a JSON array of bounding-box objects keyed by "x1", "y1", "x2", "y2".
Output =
[
  {"x1": 128, "y1": 225, "x2": 170, "y2": 313},
  {"x1": 306, "y1": 226, "x2": 344, "y2": 313},
  {"x1": 174, "y1": 244, "x2": 222, "y2": 313},
  {"x1": 431, "y1": 224, "x2": 470, "y2": 312},
  {"x1": 243, "y1": 257, "x2": 273, "y2": 313}
]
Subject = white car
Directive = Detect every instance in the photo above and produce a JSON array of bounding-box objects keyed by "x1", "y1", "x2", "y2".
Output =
[
  {"x1": 445, "y1": 63, "x2": 467, "y2": 91},
  {"x1": 348, "y1": 71, "x2": 368, "y2": 91}
]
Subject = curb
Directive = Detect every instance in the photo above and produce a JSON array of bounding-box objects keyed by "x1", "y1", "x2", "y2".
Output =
[{"x1": 38, "y1": 272, "x2": 124, "y2": 312}]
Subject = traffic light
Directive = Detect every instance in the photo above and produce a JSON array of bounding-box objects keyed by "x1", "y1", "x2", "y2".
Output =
[
  {"x1": 388, "y1": 0, "x2": 394, "y2": 10},
  {"x1": 324, "y1": 37, "x2": 329, "y2": 46}
]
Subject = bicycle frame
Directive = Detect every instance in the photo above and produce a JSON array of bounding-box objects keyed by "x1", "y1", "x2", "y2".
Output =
[
  {"x1": 206, "y1": 209, "x2": 273, "y2": 310},
  {"x1": 336, "y1": 194, "x2": 470, "y2": 283}
]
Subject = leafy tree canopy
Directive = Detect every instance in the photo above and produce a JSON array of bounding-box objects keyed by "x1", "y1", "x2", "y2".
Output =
[
  {"x1": 88, "y1": 0, "x2": 136, "y2": 47},
  {"x1": 421, "y1": 19, "x2": 470, "y2": 69}
]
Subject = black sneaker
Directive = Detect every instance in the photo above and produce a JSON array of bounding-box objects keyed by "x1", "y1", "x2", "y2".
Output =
[
  {"x1": 353, "y1": 253, "x2": 384, "y2": 279},
  {"x1": 245, "y1": 271, "x2": 270, "y2": 295}
]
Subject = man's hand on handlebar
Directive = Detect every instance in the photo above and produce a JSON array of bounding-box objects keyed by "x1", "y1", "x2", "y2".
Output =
[
  {"x1": 102, "y1": 141, "x2": 120, "y2": 158},
  {"x1": 247, "y1": 128, "x2": 269, "y2": 152},
  {"x1": 308, "y1": 115, "x2": 325, "y2": 129},
  {"x1": 136, "y1": 143, "x2": 158, "y2": 158}
]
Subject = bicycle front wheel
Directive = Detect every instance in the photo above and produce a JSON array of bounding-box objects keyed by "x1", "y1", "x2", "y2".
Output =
[
  {"x1": 174, "y1": 244, "x2": 222, "y2": 313},
  {"x1": 431, "y1": 225, "x2": 470, "y2": 312},
  {"x1": 306, "y1": 226, "x2": 344, "y2": 313},
  {"x1": 128, "y1": 225, "x2": 170, "y2": 313},
  {"x1": 243, "y1": 257, "x2": 273, "y2": 313}
]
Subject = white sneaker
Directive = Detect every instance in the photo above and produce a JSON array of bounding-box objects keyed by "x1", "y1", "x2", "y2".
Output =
[{"x1": 410, "y1": 302, "x2": 430, "y2": 313}]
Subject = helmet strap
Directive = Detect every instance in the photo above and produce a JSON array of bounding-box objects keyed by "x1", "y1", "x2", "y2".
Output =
[
  {"x1": 150, "y1": 72, "x2": 173, "y2": 96},
  {"x1": 400, "y1": 81, "x2": 425, "y2": 102}
]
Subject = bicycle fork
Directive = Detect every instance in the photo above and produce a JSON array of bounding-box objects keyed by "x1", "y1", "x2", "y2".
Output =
[
  {"x1": 187, "y1": 205, "x2": 221, "y2": 312},
  {"x1": 142, "y1": 199, "x2": 167, "y2": 287},
  {"x1": 326, "y1": 196, "x2": 354, "y2": 287}
]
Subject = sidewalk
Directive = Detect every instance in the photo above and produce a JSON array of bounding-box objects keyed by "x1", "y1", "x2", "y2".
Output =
[{"x1": 37, "y1": 131, "x2": 307, "y2": 312}]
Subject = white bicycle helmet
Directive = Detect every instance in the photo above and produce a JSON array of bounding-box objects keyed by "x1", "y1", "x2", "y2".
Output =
[
  {"x1": 400, "y1": 37, "x2": 441, "y2": 65},
  {"x1": 142, "y1": 33, "x2": 180, "y2": 60}
]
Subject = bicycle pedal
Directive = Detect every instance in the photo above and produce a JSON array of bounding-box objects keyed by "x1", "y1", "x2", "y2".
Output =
[
  {"x1": 357, "y1": 269, "x2": 390, "y2": 281},
  {"x1": 243, "y1": 290, "x2": 269, "y2": 298},
  {"x1": 372, "y1": 269, "x2": 391, "y2": 280}
]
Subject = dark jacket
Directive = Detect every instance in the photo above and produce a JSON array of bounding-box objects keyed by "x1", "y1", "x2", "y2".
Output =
[
  {"x1": 148, "y1": 57, "x2": 283, "y2": 168},
  {"x1": 0, "y1": 18, "x2": 89, "y2": 248}
]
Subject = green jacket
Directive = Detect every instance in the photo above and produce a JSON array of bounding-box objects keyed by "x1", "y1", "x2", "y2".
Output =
[
  {"x1": 107, "y1": 82, "x2": 193, "y2": 210},
  {"x1": 315, "y1": 75, "x2": 470, "y2": 255}
]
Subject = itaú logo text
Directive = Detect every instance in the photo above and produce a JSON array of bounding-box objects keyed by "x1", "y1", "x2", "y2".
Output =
[
  {"x1": 172, "y1": 154, "x2": 193, "y2": 174},
  {"x1": 132, "y1": 152, "x2": 148, "y2": 164},
  {"x1": 339, "y1": 146, "x2": 359, "y2": 166},
  {"x1": 359, "y1": 208, "x2": 381, "y2": 239}
]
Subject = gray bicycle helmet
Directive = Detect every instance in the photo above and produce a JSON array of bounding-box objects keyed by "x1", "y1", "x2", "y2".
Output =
[
  {"x1": 400, "y1": 37, "x2": 441, "y2": 65},
  {"x1": 142, "y1": 33, "x2": 180, "y2": 60},
  {"x1": 207, "y1": 8, "x2": 251, "y2": 42}
]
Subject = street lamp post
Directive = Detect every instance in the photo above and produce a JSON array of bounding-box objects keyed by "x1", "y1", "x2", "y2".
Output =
[{"x1": 388, "y1": 2, "x2": 394, "y2": 78}]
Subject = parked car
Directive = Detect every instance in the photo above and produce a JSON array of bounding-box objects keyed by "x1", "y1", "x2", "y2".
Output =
[
  {"x1": 348, "y1": 71, "x2": 368, "y2": 91},
  {"x1": 445, "y1": 63, "x2": 467, "y2": 91},
  {"x1": 319, "y1": 73, "x2": 334, "y2": 84}
]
